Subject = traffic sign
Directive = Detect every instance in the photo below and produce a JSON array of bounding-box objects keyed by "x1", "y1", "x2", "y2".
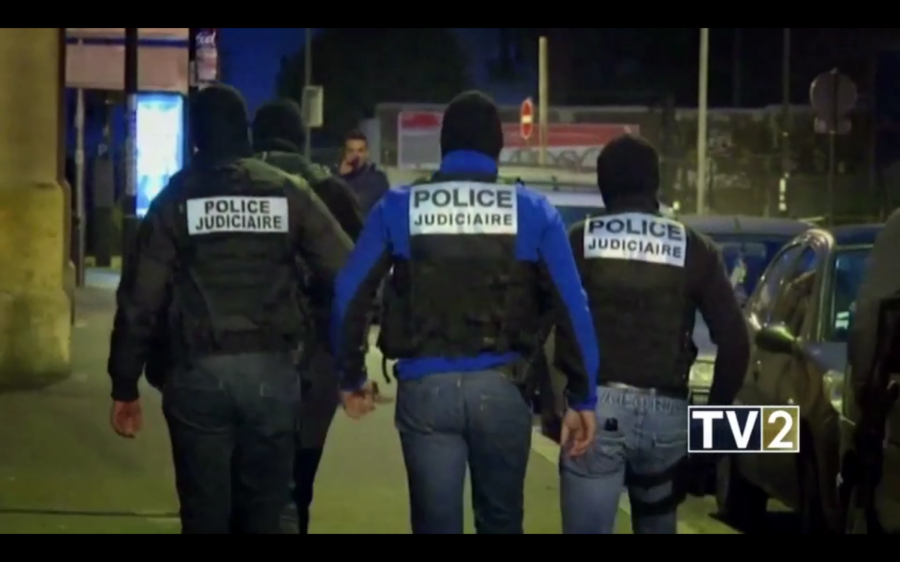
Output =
[
  {"x1": 520, "y1": 98, "x2": 534, "y2": 141},
  {"x1": 810, "y1": 69, "x2": 857, "y2": 134}
]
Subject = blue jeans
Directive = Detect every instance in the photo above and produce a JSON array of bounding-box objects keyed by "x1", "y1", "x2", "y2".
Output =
[
  {"x1": 560, "y1": 386, "x2": 688, "y2": 535},
  {"x1": 395, "y1": 370, "x2": 533, "y2": 534}
]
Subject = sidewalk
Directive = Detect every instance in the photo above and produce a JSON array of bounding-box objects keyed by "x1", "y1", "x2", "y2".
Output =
[{"x1": 0, "y1": 277, "x2": 629, "y2": 534}]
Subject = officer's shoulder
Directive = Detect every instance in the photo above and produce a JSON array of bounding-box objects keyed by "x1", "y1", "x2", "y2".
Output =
[
  {"x1": 681, "y1": 222, "x2": 719, "y2": 257},
  {"x1": 305, "y1": 161, "x2": 333, "y2": 181},
  {"x1": 150, "y1": 169, "x2": 188, "y2": 209},
  {"x1": 514, "y1": 183, "x2": 551, "y2": 207},
  {"x1": 242, "y1": 156, "x2": 290, "y2": 179},
  {"x1": 241, "y1": 157, "x2": 306, "y2": 188}
]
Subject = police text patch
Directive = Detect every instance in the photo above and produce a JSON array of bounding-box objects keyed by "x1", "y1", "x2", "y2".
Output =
[
  {"x1": 409, "y1": 182, "x2": 518, "y2": 236},
  {"x1": 584, "y1": 213, "x2": 686, "y2": 267},
  {"x1": 186, "y1": 196, "x2": 289, "y2": 235}
]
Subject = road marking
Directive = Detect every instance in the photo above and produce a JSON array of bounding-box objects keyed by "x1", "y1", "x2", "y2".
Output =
[{"x1": 530, "y1": 429, "x2": 702, "y2": 534}]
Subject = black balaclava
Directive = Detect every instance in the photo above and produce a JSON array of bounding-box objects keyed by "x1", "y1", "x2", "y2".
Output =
[
  {"x1": 596, "y1": 134, "x2": 661, "y2": 211},
  {"x1": 252, "y1": 99, "x2": 306, "y2": 154},
  {"x1": 191, "y1": 84, "x2": 252, "y2": 159},
  {"x1": 440, "y1": 90, "x2": 504, "y2": 160}
]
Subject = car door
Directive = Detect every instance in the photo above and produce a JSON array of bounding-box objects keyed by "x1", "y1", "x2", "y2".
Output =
[
  {"x1": 738, "y1": 242, "x2": 819, "y2": 492},
  {"x1": 739, "y1": 243, "x2": 804, "y2": 408},
  {"x1": 760, "y1": 241, "x2": 827, "y2": 505}
]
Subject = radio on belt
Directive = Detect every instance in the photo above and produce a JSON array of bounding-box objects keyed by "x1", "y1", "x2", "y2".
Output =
[
  {"x1": 187, "y1": 196, "x2": 290, "y2": 235},
  {"x1": 409, "y1": 182, "x2": 518, "y2": 236},
  {"x1": 583, "y1": 212, "x2": 687, "y2": 267}
]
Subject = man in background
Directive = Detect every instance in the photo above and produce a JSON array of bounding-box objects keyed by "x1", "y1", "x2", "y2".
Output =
[{"x1": 337, "y1": 130, "x2": 390, "y2": 214}]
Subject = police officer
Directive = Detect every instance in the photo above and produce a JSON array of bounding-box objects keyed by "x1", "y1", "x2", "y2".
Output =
[
  {"x1": 555, "y1": 135, "x2": 750, "y2": 535},
  {"x1": 332, "y1": 90, "x2": 600, "y2": 535},
  {"x1": 108, "y1": 85, "x2": 353, "y2": 534},
  {"x1": 252, "y1": 98, "x2": 365, "y2": 534},
  {"x1": 253, "y1": 99, "x2": 364, "y2": 240}
]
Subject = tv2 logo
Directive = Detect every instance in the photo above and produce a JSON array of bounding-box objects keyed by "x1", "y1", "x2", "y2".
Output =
[{"x1": 688, "y1": 406, "x2": 800, "y2": 453}]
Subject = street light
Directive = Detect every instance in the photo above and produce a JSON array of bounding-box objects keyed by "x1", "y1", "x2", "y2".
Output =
[{"x1": 696, "y1": 27, "x2": 710, "y2": 215}]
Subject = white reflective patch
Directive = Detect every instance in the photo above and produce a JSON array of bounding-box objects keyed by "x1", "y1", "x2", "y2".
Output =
[
  {"x1": 186, "y1": 196, "x2": 289, "y2": 236},
  {"x1": 409, "y1": 182, "x2": 518, "y2": 236},
  {"x1": 584, "y1": 212, "x2": 687, "y2": 267}
]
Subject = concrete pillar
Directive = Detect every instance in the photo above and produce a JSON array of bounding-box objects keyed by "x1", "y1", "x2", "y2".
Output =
[{"x1": 0, "y1": 28, "x2": 71, "y2": 388}]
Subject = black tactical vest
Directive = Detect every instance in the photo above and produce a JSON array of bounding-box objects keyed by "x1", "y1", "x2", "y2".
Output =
[
  {"x1": 379, "y1": 181, "x2": 541, "y2": 360},
  {"x1": 169, "y1": 163, "x2": 308, "y2": 357},
  {"x1": 582, "y1": 212, "x2": 693, "y2": 393}
]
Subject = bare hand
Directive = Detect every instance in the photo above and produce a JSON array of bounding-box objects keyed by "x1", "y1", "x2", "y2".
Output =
[
  {"x1": 561, "y1": 409, "x2": 596, "y2": 458},
  {"x1": 340, "y1": 381, "x2": 378, "y2": 420},
  {"x1": 111, "y1": 400, "x2": 144, "y2": 439},
  {"x1": 339, "y1": 158, "x2": 359, "y2": 176}
]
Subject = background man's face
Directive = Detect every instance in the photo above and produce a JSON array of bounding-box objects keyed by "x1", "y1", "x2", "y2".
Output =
[{"x1": 344, "y1": 139, "x2": 368, "y2": 165}]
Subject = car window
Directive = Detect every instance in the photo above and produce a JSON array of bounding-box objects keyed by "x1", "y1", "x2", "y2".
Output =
[
  {"x1": 750, "y1": 245, "x2": 803, "y2": 323},
  {"x1": 771, "y1": 245, "x2": 820, "y2": 335},
  {"x1": 828, "y1": 247, "x2": 872, "y2": 342},
  {"x1": 555, "y1": 205, "x2": 605, "y2": 228},
  {"x1": 707, "y1": 235, "x2": 792, "y2": 300}
]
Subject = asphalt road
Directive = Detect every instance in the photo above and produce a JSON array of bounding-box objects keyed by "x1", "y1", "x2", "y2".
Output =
[{"x1": 0, "y1": 279, "x2": 798, "y2": 534}]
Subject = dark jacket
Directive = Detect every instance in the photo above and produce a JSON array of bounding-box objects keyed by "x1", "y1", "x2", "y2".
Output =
[
  {"x1": 110, "y1": 154, "x2": 353, "y2": 402},
  {"x1": 257, "y1": 143, "x2": 364, "y2": 241},
  {"x1": 340, "y1": 163, "x2": 390, "y2": 215},
  {"x1": 254, "y1": 143, "x2": 364, "y2": 449}
]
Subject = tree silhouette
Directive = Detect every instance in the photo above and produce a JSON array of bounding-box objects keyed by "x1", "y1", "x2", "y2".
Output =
[{"x1": 277, "y1": 28, "x2": 470, "y2": 144}]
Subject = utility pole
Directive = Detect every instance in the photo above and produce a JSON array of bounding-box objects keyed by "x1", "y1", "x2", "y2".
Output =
[
  {"x1": 74, "y1": 39, "x2": 86, "y2": 287},
  {"x1": 122, "y1": 28, "x2": 139, "y2": 265},
  {"x1": 304, "y1": 28, "x2": 313, "y2": 161},
  {"x1": 732, "y1": 28, "x2": 742, "y2": 107},
  {"x1": 538, "y1": 36, "x2": 549, "y2": 167},
  {"x1": 697, "y1": 28, "x2": 710, "y2": 215},
  {"x1": 779, "y1": 28, "x2": 792, "y2": 217},
  {"x1": 187, "y1": 28, "x2": 200, "y2": 162}
]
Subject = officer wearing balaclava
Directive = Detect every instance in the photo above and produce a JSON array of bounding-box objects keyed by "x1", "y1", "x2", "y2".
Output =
[
  {"x1": 555, "y1": 134, "x2": 749, "y2": 535},
  {"x1": 252, "y1": 98, "x2": 364, "y2": 534},
  {"x1": 107, "y1": 84, "x2": 353, "y2": 534},
  {"x1": 332, "y1": 90, "x2": 600, "y2": 534}
]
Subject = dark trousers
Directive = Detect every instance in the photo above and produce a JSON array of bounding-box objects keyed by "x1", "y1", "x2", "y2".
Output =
[
  {"x1": 280, "y1": 447, "x2": 326, "y2": 534},
  {"x1": 396, "y1": 370, "x2": 533, "y2": 535},
  {"x1": 163, "y1": 353, "x2": 300, "y2": 534}
]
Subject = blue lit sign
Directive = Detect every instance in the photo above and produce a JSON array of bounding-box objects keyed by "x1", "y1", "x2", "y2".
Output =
[{"x1": 136, "y1": 93, "x2": 184, "y2": 218}]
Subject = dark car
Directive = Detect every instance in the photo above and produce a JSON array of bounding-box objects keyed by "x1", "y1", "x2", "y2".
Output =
[
  {"x1": 715, "y1": 224, "x2": 881, "y2": 533},
  {"x1": 680, "y1": 215, "x2": 812, "y2": 404}
]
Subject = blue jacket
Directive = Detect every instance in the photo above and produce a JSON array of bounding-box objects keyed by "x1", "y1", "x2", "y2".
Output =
[
  {"x1": 332, "y1": 150, "x2": 600, "y2": 410},
  {"x1": 340, "y1": 163, "x2": 390, "y2": 215}
]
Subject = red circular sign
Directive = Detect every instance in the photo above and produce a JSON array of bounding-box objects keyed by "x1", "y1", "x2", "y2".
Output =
[{"x1": 520, "y1": 98, "x2": 534, "y2": 140}]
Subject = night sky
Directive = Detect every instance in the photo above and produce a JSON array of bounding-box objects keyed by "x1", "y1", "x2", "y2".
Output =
[
  {"x1": 73, "y1": 28, "x2": 900, "y2": 153},
  {"x1": 217, "y1": 28, "x2": 893, "y2": 110}
]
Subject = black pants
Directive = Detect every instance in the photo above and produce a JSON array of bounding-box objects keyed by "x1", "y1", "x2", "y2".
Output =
[
  {"x1": 280, "y1": 447, "x2": 326, "y2": 534},
  {"x1": 163, "y1": 353, "x2": 300, "y2": 534}
]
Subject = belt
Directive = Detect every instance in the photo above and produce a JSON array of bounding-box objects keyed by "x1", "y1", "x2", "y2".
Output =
[{"x1": 600, "y1": 382, "x2": 687, "y2": 401}]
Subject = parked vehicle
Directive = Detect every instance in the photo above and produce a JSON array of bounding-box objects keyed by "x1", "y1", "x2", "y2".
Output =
[
  {"x1": 715, "y1": 224, "x2": 881, "y2": 533},
  {"x1": 680, "y1": 215, "x2": 811, "y2": 405}
]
